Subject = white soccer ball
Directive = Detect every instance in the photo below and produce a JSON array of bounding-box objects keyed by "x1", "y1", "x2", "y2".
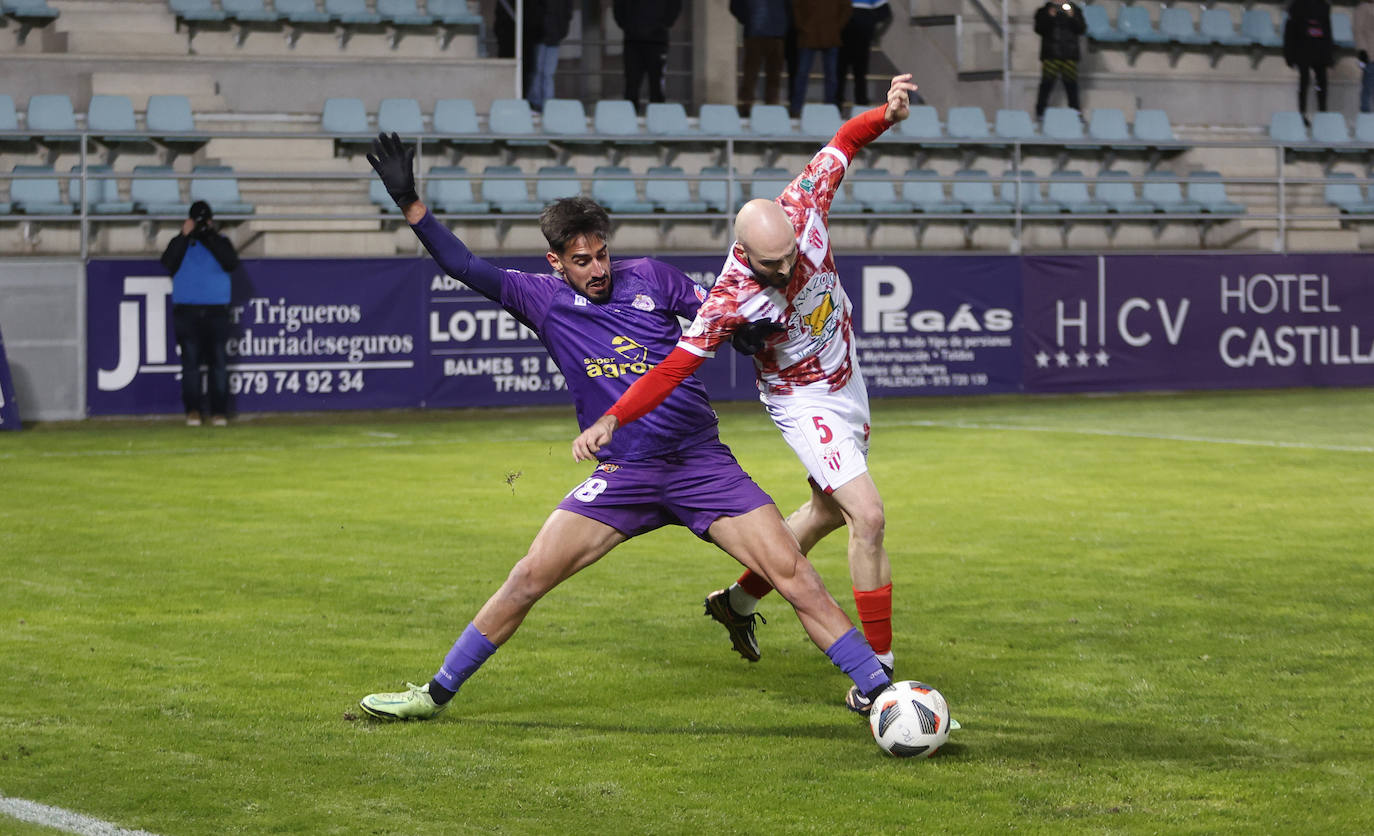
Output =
[{"x1": 868, "y1": 680, "x2": 951, "y2": 758}]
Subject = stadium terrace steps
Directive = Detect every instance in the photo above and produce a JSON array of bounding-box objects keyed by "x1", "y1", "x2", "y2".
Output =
[{"x1": 90, "y1": 71, "x2": 226, "y2": 112}]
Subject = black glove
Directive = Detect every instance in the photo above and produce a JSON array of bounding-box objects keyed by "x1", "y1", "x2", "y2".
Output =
[
  {"x1": 731, "y1": 319, "x2": 786, "y2": 356},
  {"x1": 366, "y1": 131, "x2": 419, "y2": 208}
]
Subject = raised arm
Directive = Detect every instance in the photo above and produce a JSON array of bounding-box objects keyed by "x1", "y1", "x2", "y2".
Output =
[
  {"x1": 368, "y1": 131, "x2": 505, "y2": 302},
  {"x1": 830, "y1": 73, "x2": 918, "y2": 161}
]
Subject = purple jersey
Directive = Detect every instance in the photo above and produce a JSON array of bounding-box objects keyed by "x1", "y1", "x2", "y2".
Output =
[{"x1": 497, "y1": 258, "x2": 719, "y2": 460}]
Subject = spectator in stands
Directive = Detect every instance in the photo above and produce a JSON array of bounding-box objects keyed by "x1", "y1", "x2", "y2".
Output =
[
  {"x1": 1355, "y1": 0, "x2": 1374, "y2": 113},
  {"x1": 733, "y1": 0, "x2": 791, "y2": 113},
  {"x1": 613, "y1": 0, "x2": 683, "y2": 110},
  {"x1": 527, "y1": 0, "x2": 573, "y2": 113},
  {"x1": 160, "y1": 200, "x2": 239, "y2": 428},
  {"x1": 837, "y1": 0, "x2": 893, "y2": 109},
  {"x1": 1033, "y1": 1, "x2": 1086, "y2": 122},
  {"x1": 790, "y1": 0, "x2": 852, "y2": 116},
  {"x1": 1284, "y1": 0, "x2": 1334, "y2": 125}
]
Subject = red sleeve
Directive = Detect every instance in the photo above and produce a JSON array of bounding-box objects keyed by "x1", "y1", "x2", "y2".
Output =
[
  {"x1": 830, "y1": 105, "x2": 893, "y2": 161},
  {"x1": 604, "y1": 346, "x2": 706, "y2": 426}
]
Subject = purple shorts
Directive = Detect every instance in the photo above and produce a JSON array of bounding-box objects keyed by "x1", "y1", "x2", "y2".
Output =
[{"x1": 556, "y1": 439, "x2": 775, "y2": 540}]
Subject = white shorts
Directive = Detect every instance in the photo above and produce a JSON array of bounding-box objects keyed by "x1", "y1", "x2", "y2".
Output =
[{"x1": 760, "y1": 378, "x2": 871, "y2": 494}]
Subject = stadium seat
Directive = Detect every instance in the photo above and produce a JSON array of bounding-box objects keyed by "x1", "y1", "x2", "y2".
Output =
[
  {"x1": 1094, "y1": 170, "x2": 1153, "y2": 213},
  {"x1": 1117, "y1": 6, "x2": 1166, "y2": 44},
  {"x1": 489, "y1": 98, "x2": 539, "y2": 142},
  {"x1": 3, "y1": 0, "x2": 58, "y2": 42},
  {"x1": 221, "y1": 0, "x2": 277, "y2": 22},
  {"x1": 169, "y1": 0, "x2": 227, "y2": 23},
  {"x1": 1311, "y1": 112, "x2": 1356, "y2": 148},
  {"x1": 946, "y1": 106, "x2": 990, "y2": 140},
  {"x1": 369, "y1": 176, "x2": 401, "y2": 213},
  {"x1": 1240, "y1": 8, "x2": 1282, "y2": 48},
  {"x1": 1001, "y1": 169, "x2": 1061, "y2": 213},
  {"x1": 902, "y1": 169, "x2": 961, "y2": 213},
  {"x1": 68, "y1": 164, "x2": 134, "y2": 214},
  {"x1": 325, "y1": 0, "x2": 382, "y2": 24},
  {"x1": 377, "y1": 97, "x2": 424, "y2": 135},
  {"x1": 1269, "y1": 111, "x2": 1310, "y2": 144},
  {"x1": 1356, "y1": 113, "x2": 1374, "y2": 144},
  {"x1": 1046, "y1": 170, "x2": 1108, "y2": 213},
  {"x1": 433, "y1": 98, "x2": 478, "y2": 134},
  {"x1": 593, "y1": 100, "x2": 642, "y2": 138},
  {"x1": 1041, "y1": 107, "x2": 1084, "y2": 141},
  {"x1": 130, "y1": 165, "x2": 185, "y2": 214},
  {"x1": 698, "y1": 166, "x2": 743, "y2": 212},
  {"x1": 646, "y1": 102, "x2": 692, "y2": 136},
  {"x1": 994, "y1": 109, "x2": 1037, "y2": 142},
  {"x1": 846, "y1": 168, "x2": 911, "y2": 212},
  {"x1": 190, "y1": 165, "x2": 254, "y2": 215},
  {"x1": 896, "y1": 105, "x2": 943, "y2": 141},
  {"x1": 276, "y1": 0, "x2": 330, "y2": 23},
  {"x1": 1083, "y1": 4, "x2": 1126, "y2": 42},
  {"x1": 1187, "y1": 171, "x2": 1245, "y2": 213},
  {"x1": 86, "y1": 95, "x2": 144, "y2": 152},
  {"x1": 541, "y1": 99, "x2": 593, "y2": 140},
  {"x1": 644, "y1": 165, "x2": 707, "y2": 212},
  {"x1": 431, "y1": 0, "x2": 481, "y2": 25},
  {"x1": 1324, "y1": 172, "x2": 1374, "y2": 214},
  {"x1": 1141, "y1": 171, "x2": 1199, "y2": 213},
  {"x1": 747, "y1": 166, "x2": 791, "y2": 201},
  {"x1": 147, "y1": 94, "x2": 197, "y2": 135},
  {"x1": 1198, "y1": 8, "x2": 1247, "y2": 46},
  {"x1": 322, "y1": 97, "x2": 369, "y2": 134},
  {"x1": 698, "y1": 104, "x2": 743, "y2": 136},
  {"x1": 800, "y1": 103, "x2": 842, "y2": 138},
  {"x1": 10, "y1": 165, "x2": 72, "y2": 214},
  {"x1": 1332, "y1": 11, "x2": 1354, "y2": 49},
  {"x1": 592, "y1": 166, "x2": 652, "y2": 212},
  {"x1": 377, "y1": 0, "x2": 436, "y2": 25},
  {"x1": 1132, "y1": 109, "x2": 1176, "y2": 144},
  {"x1": 534, "y1": 165, "x2": 583, "y2": 203},
  {"x1": 748, "y1": 104, "x2": 794, "y2": 138},
  {"x1": 951, "y1": 169, "x2": 1013, "y2": 213},
  {"x1": 425, "y1": 165, "x2": 488, "y2": 213},
  {"x1": 1159, "y1": 7, "x2": 1206, "y2": 45},
  {"x1": 0, "y1": 95, "x2": 16, "y2": 132},
  {"x1": 1087, "y1": 108, "x2": 1130, "y2": 143},
  {"x1": 481, "y1": 165, "x2": 541, "y2": 213},
  {"x1": 26, "y1": 94, "x2": 79, "y2": 142}
]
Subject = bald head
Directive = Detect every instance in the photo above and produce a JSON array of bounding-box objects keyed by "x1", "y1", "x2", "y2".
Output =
[{"x1": 735, "y1": 199, "x2": 798, "y2": 287}]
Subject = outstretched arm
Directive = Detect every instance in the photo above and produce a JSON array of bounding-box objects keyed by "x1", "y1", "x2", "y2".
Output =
[
  {"x1": 829, "y1": 73, "x2": 919, "y2": 160},
  {"x1": 570, "y1": 346, "x2": 706, "y2": 461}
]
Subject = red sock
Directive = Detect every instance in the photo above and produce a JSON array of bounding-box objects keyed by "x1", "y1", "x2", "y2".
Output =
[
  {"x1": 736, "y1": 569, "x2": 774, "y2": 600},
  {"x1": 853, "y1": 584, "x2": 893, "y2": 657}
]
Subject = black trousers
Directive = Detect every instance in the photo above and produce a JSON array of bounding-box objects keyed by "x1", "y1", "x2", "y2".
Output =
[
  {"x1": 1297, "y1": 63, "x2": 1328, "y2": 114},
  {"x1": 624, "y1": 40, "x2": 668, "y2": 106},
  {"x1": 1035, "y1": 58, "x2": 1080, "y2": 118},
  {"x1": 838, "y1": 6, "x2": 890, "y2": 106},
  {"x1": 172, "y1": 303, "x2": 231, "y2": 416}
]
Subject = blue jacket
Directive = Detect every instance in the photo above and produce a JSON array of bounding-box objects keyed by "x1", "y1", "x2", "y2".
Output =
[
  {"x1": 731, "y1": 0, "x2": 790, "y2": 39},
  {"x1": 162, "y1": 230, "x2": 239, "y2": 305}
]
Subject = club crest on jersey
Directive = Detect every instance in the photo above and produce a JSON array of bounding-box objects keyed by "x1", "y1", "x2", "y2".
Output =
[
  {"x1": 823, "y1": 448, "x2": 842, "y2": 472},
  {"x1": 632, "y1": 293, "x2": 655, "y2": 312},
  {"x1": 596, "y1": 463, "x2": 621, "y2": 473},
  {"x1": 799, "y1": 212, "x2": 828, "y2": 264},
  {"x1": 803, "y1": 293, "x2": 835, "y2": 338},
  {"x1": 798, "y1": 177, "x2": 815, "y2": 193},
  {"x1": 693, "y1": 284, "x2": 707, "y2": 302}
]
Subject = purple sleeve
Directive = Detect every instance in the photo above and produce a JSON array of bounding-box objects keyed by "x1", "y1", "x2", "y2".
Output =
[
  {"x1": 647, "y1": 258, "x2": 706, "y2": 320},
  {"x1": 411, "y1": 211, "x2": 506, "y2": 304}
]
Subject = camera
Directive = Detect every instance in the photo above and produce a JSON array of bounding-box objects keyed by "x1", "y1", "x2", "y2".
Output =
[
  {"x1": 188, "y1": 200, "x2": 214, "y2": 236},
  {"x1": 1061, "y1": 3, "x2": 1071, "y2": 10}
]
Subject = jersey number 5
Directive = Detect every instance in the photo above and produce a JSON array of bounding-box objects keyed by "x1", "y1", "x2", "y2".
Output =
[{"x1": 812, "y1": 416, "x2": 833, "y2": 444}]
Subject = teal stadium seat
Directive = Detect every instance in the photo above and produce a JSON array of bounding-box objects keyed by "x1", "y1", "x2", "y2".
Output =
[
  {"x1": 946, "y1": 106, "x2": 990, "y2": 140},
  {"x1": 4, "y1": 0, "x2": 59, "y2": 42},
  {"x1": 644, "y1": 166, "x2": 707, "y2": 212},
  {"x1": 698, "y1": 104, "x2": 743, "y2": 136},
  {"x1": 1141, "y1": 172, "x2": 1200, "y2": 213},
  {"x1": 325, "y1": 0, "x2": 382, "y2": 24},
  {"x1": 592, "y1": 166, "x2": 652, "y2": 212},
  {"x1": 903, "y1": 169, "x2": 962, "y2": 213},
  {"x1": 646, "y1": 102, "x2": 693, "y2": 136},
  {"x1": 26, "y1": 94, "x2": 78, "y2": 142},
  {"x1": 1355, "y1": 113, "x2": 1374, "y2": 144},
  {"x1": 1268, "y1": 111, "x2": 1309, "y2": 144},
  {"x1": 1041, "y1": 107, "x2": 1084, "y2": 141},
  {"x1": 11, "y1": 165, "x2": 72, "y2": 214},
  {"x1": 1159, "y1": 7, "x2": 1206, "y2": 45},
  {"x1": 698, "y1": 166, "x2": 743, "y2": 212},
  {"x1": 1094, "y1": 170, "x2": 1153, "y2": 213},
  {"x1": 800, "y1": 103, "x2": 842, "y2": 139},
  {"x1": 322, "y1": 97, "x2": 370, "y2": 133},
  {"x1": 594, "y1": 100, "x2": 643, "y2": 138},
  {"x1": 951, "y1": 169, "x2": 1013, "y2": 213},
  {"x1": 1187, "y1": 171, "x2": 1245, "y2": 213},
  {"x1": 541, "y1": 99, "x2": 594, "y2": 142},
  {"x1": 896, "y1": 105, "x2": 943, "y2": 141},
  {"x1": 1132, "y1": 109, "x2": 1176, "y2": 143},
  {"x1": 1199, "y1": 8, "x2": 1247, "y2": 46},
  {"x1": 377, "y1": 97, "x2": 424, "y2": 135},
  {"x1": 425, "y1": 165, "x2": 489, "y2": 213},
  {"x1": 147, "y1": 94, "x2": 197, "y2": 136},
  {"x1": 489, "y1": 98, "x2": 542, "y2": 146},
  {"x1": 847, "y1": 168, "x2": 911, "y2": 212},
  {"x1": 1240, "y1": 9, "x2": 1282, "y2": 48},
  {"x1": 0, "y1": 95, "x2": 16, "y2": 131},
  {"x1": 747, "y1": 166, "x2": 792, "y2": 201},
  {"x1": 1046, "y1": 170, "x2": 1108, "y2": 213},
  {"x1": 481, "y1": 165, "x2": 542, "y2": 213},
  {"x1": 1325, "y1": 172, "x2": 1374, "y2": 213},
  {"x1": 277, "y1": 0, "x2": 330, "y2": 24},
  {"x1": 169, "y1": 0, "x2": 227, "y2": 23},
  {"x1": 68, "y1": 165, "x2": 134, "y2": 214},
  {"x1": 369, "y1": 176, "x2": 401, "y2": 212},
  {"x1": 1117, "y1": 6, "x2": 1166, "y2": 44},
  {"x1": 1311, "y1": 112, "x2": 1358, "y2": 152},
  {"x1": 748, "y1": 104, "x2": 794, "y2": 138},
  {"x1": 190, "y1": 165, "x2": 254, "y2": 215},
  {"x1": 1001, "y1": 169, "x2": 1061, "y2": 213},
  {"x1": 377, "y1": 0, "x2": 436, "y2": 25},
  {"x1": 1332, "y1": 12, "x2": 1354, "y2": 49},
  {"x1": 87, "y1": 94, "x2": 142, "y2": 145},
  {"x1": 130, "y1": 165, "x2": 185, "y2": 214},
  {"x1": 994, "y1": 109, "x2": 1037, "y2": 141},
  {"x1": 431, "y1": 0, "x2": 480, "y2": 25},
  {"x1": 534, "y1": 165, "x2": 583, "y2": 203},
  {"x1": 221, "y1": 0, "x2": 277, "y2": 23},
  {"x1": 433, "y1": 98, "x2": 478, "y2": 134},
  {"x1": 1087, "y1": 108, "x2": 1130, "y2": 143},
  {"x1": 1084, "y1": 4, "x2": 1126, "y2": 42}
]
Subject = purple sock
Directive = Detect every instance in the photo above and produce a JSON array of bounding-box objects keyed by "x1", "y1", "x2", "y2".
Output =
[
  {"x1": 825, "y1": 628, "x2": 892, "y2": 698},
  {"x1": 431, "y1": 622, "x2": 498, "y2": 699}
]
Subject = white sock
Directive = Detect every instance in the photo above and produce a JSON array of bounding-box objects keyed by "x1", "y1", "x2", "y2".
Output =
[
  {"x1": 877, "y1": 651, "x2": 894, "y2": 671},
  {"x1": 727, "y1": 583, "x2": 759, "y2": 616}
]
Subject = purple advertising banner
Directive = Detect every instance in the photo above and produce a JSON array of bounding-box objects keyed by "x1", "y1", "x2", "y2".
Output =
[
  {"x1": 87, "y1": 259, "x2": 429, "y2": 415},
  {"x1": 0, "y1": 319, "x2": 20, "y2": 430},
  {"x1": 1023, "y1": 254, "x2": 1374, "y2": 392}
]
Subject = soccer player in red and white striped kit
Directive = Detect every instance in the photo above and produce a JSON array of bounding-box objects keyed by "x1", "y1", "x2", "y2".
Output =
[{"x1": 575, "y1": 73, "x2": 918, "y2": 713}]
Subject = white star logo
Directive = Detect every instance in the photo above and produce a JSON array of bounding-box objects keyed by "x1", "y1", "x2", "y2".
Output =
[
  {"x1": 1035, "y1": 351, "x2": 1050, "y2": 368},
  {"x1": 1095, "y1": 349, "x2": 1110, "y2": 366},
  {"x1": 1055, "y1": 351, "x2": 1069, "y2": 367},
  {"x1": 1075, "y1": 350, "x2": 1090, "y2": 367}
]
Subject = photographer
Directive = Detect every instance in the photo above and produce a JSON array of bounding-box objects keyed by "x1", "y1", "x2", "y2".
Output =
[
  {"x1": 160, "y1": 200, "x2": 239, "y2": 427},
  {"x1": 1033, "y1": 0, "x2": 1086, "y2": 121}
]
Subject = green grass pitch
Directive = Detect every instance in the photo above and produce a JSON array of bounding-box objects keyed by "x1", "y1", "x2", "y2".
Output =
[{"x1": 2, "y1": 388, "x2": 1372, "y2": 834}]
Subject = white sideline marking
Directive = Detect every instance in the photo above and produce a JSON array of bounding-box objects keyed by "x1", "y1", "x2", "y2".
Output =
[
  {"x1": 0, "y1": 792, "x2": 161, "y2": 836},
  {"x1": 890, "y1": 419, "x2": 1374, "y2": 454}
]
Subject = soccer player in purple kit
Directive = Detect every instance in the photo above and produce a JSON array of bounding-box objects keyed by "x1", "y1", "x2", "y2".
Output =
[{"x1": 357, "y1": 132, "x2": 892, "y2": 721}]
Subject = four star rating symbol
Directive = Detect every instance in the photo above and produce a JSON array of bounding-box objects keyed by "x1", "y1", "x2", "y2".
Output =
[{"x1": 1034, "y1": 349, "x2": 1111, "y2": 368}]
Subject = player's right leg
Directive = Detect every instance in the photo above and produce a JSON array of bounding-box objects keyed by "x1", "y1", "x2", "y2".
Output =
[{"x1": 360, "y1": 509, "x2": 625, "y2": 721}]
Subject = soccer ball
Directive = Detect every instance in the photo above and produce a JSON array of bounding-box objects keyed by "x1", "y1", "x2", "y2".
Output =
[{"x1": 868, "y1": 680, "x2": 951, "y2": 758}]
